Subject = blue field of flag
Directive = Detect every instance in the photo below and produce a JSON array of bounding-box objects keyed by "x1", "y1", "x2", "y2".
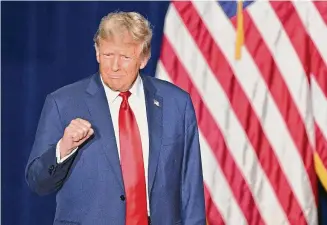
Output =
[{"x1": 217, "y1": 1, "x2": 254, "y2": 18}]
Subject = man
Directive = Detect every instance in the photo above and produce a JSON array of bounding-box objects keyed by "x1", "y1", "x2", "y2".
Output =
[{"x1": 25, "y1": 11, "x2": 205, "y2": 225}]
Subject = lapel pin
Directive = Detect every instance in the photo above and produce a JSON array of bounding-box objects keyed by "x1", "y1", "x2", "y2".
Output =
[{"x1": 153, "y1": 99, "x2": 160, "y2": 107}]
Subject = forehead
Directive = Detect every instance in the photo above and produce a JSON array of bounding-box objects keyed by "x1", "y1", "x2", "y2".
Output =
[{"x1": 98, "y1": 31, "x2": 141, "y2": 53}]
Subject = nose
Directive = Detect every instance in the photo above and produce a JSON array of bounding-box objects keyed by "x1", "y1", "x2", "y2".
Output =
[{"x1": 111, "y1": 56, "x2": 120, "y2": 72}]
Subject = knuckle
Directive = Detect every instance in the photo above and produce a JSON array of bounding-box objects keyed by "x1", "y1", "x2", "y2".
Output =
[
  {"x1": 72, "y1": 118, "x2": 81, "y2": 124},
  {"x1": 65, "y1": 128, "x2": 73, "y2": 136},
  {"x1": 77, "y1": 118, "x2": 84, "y2": 124}
]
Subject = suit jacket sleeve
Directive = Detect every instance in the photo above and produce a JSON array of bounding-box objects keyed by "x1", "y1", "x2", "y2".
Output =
[
  {"x1": 25, "y1": 94, "x2": 76, "y2": 196},
  {"x1": 181, "y1": 94, "x2": 206, "y2": 225}
]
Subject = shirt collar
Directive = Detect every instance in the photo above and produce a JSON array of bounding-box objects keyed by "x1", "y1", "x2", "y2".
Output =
[{"x1": 100, "y1": 74, "x2": 143, "y2": 103}]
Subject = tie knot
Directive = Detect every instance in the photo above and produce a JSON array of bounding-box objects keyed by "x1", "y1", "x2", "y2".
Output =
[
  {"x1": 119, "y1": 91, "x2": 131, "y2": 109},
  {"x1": 119, "y1": 91, "x2": 131, "y2": 100}
]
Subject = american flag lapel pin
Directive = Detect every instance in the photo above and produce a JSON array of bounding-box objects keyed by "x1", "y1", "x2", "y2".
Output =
[{"x1": 153, "y1": 99, "x2": 160, "y2": 107}]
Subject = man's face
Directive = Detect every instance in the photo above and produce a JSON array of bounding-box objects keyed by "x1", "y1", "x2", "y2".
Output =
[{"x1": 96, "y1": 32, "x2": 148, "y2": 92}]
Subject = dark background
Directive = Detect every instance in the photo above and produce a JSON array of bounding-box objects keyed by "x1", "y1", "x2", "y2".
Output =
[{"x1": 2, "y1": 1, "x2": 327, "y2": 225}]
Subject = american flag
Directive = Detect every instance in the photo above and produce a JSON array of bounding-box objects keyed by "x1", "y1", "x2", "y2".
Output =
[{"x1": 155, "y1": 1, "x2": 327, "y2": 225}]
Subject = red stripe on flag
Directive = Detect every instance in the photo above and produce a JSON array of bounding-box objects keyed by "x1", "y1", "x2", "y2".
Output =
[
  {"x1": 271, "y1": 1, "x2": 327, "y2": 99},
  {"x1": 314, "y1": 1, "x2": 327, "y2": 25},
  {"x1": 269, "y1": 1, "x2": 311, "y2": 77},
  {"x1": 160, "y1": 35, "x2": 264, "y2": 225},
  {"x1": 311, "y1": 42, "x2": 327, "y2": 173},
  {"x1": 204, "y1": 184, "x2": 225, "y2": 225},
  {"x1": 231, "y1": 2, "x2": 316, "y2": 222},
  {"x1": 315, "y1": 125, "x2": 327, "y2": 168},
  {"x1": 173, "y1": 2, "x2": 306, "y2": 224},
  {"x1": 310, "y1": 42, "x2": 327, "y2": 99},
  {"x1": 271, "y1": 0, "x2": 327, "y2": 200}
]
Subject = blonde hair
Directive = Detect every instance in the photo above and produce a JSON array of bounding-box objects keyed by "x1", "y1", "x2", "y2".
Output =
[{"x1": 93, "y1": 11, "x2": 153, "y2": 58}]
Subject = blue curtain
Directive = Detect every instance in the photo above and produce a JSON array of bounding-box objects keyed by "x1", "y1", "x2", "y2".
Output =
[
  {"x1": 2, "y1": 1, "x2": 327, "y2": 225},
  {"x1": 2, "y1": 2, "x2": 170, "y2": 225}
]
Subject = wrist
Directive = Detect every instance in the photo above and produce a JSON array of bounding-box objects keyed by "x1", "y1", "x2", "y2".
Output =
[{"x1": 59, "y1": 140, "x2": 74, "y2": 158}]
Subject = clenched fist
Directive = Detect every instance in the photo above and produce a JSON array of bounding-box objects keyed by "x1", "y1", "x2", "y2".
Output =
[{"x1": 59, "y1": 118, "x2": 94, "y2": 159}]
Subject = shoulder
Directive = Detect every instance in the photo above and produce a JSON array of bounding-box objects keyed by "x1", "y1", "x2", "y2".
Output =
[
  {"x1": 48, "y1": 74, "x2": 94, "y2": 101},
  {"x1": 41, "y1": 74, "x2": 96, "y2": 126},
  {"x1": 142, "y1": 75, "x2": 195, "y2": 123},
  {"x1": 142, "y1": 75, "x2": 190, "y2": 101}
]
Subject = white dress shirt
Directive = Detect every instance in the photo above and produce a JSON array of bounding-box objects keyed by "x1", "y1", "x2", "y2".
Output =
[{"x1": 56, "y1": 75, "x2": 150, "y2": 213}]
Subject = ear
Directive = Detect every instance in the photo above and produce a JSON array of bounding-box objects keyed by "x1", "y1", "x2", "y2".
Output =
[
  {"x1": 95, "y1": 44, "x2": 100, "y2": 63},
  {"x1": 139, "y1": 54, "x2": 150, "y2": 70}
]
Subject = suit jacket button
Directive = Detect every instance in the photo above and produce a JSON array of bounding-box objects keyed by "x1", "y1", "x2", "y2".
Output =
[
  {"x1": 120, "y1": 195, "x2": 125, "y2": 201},
  {"x1": 48, "y1": 165, "x2": 55, "y2": 175}
]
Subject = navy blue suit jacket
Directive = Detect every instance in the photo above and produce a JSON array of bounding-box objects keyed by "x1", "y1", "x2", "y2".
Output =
[{"x1": 25, "y1": 73, "x2": 206, "y2": 225}]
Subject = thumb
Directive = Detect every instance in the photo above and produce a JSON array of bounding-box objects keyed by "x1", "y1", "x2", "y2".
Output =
[
  {"x1": 87, "y1": 128, "x2": 94, "y2": 137},
  {"x1": 72, "y1": 129, "x2": 94, "y2": 148},
  {"x1": 78, "y1": 128, "x2": 94, "y2": 143}
]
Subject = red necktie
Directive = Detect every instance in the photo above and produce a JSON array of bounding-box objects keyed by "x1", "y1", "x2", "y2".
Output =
[{"x1": 118, "y1": 91, "x2": 148, "y2": 225}]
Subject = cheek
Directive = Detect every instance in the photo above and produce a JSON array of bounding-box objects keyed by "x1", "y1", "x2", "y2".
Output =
[
  {"x1": 121, "y1": 61, "x2": 139, "y2": 73},
  {"x1": 121, "y1": 60, "x2": 131, "y2": 69},
  {"x1": 99, "y1": 60, "x2": 111, "y2": 71}
]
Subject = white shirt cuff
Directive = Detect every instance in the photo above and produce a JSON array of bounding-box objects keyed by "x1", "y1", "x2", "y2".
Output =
[{"x1": 56, "y1": 139, "x2": 78, "y2": 164}]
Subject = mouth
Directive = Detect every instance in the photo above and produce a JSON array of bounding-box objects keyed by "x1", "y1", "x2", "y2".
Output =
[{"x1": 108, "y1": 75, "x2": 122, "y2": 79}]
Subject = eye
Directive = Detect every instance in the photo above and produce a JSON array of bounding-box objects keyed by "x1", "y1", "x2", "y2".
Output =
[
  {"x1": 103, "y1": 53, "x2": 113, "y2": 58},
  {"x1": 121, "y1": 55, "x2": 131, "y2": 60}
]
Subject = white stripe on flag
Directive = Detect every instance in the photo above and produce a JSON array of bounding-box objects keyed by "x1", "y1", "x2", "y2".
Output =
[
  {"x1": 248, "y1": 1, "x2": 315, "y2": 148},
  {"x1": 193, "y1": 0, "x2": 318, "y2": 223},
  {"x1": 247, "y1": 3, "x2": 317, "y2": 224},
  {"x1": 311, "y1": 75, "x2": 327, "y2": 140},
  {"x1": 292, "y1": 0, "x2": 327, "y2": 65},
  {"x1": 192, "y1": 1, "x2": 314, "y2": 222},
  {"x1": 156, "y1": 60, "x2": 248, "y2": 225},
  {"x1": 164, "y1": 4, "x2": 286, "y2": 225}
]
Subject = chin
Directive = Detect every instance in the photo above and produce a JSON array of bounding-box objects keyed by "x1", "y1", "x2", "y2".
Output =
[{"x1": 104, "y1": 82, "x2": 127, "y2": 92}]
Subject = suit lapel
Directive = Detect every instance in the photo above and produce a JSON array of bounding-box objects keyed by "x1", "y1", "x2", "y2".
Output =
[
  {"x1": 84, "y1": 73, "x2": 124, "y2": 189},
  {"x1": 142, "y1": 75, "x2": 163, "y2": 196},
  {"x1": 83, "y1": 74, "x2": 163, "y2": 193}
]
